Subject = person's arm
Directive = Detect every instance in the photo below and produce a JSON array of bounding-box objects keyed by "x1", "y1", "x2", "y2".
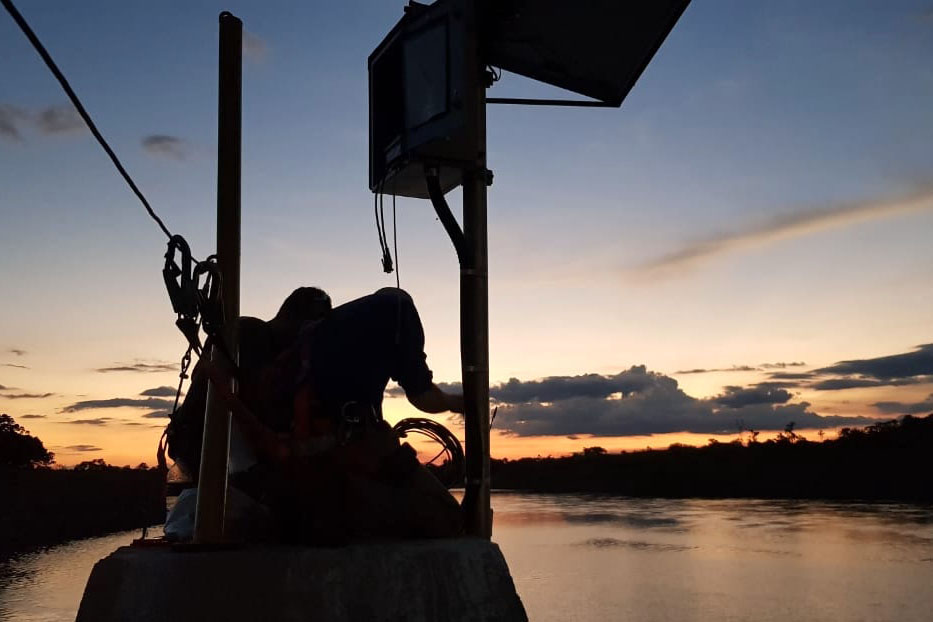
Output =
[{"x1": 408, "y1": 383, "x2": 464, "y2": 414}]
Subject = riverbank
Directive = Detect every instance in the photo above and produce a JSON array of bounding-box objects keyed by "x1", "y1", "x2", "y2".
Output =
[
  {"x1": 0, "y1": 468, "x2": 165, "y2": 551},
  {"x1": 490, "y1": 415, "x2": 933, "y2": 501}
]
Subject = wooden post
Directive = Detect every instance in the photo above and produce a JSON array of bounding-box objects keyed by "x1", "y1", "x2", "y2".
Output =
[
  {"x1": 194, "y1": 10, "x2": 242, "y2": 543},
  {"x1": 461, "y1": 2, "x2": 491, "y2": 538}
]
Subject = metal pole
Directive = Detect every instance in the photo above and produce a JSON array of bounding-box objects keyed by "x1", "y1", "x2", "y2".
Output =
[
  {"x1": 194, "y1": 10, "x2": 242, "y2": 543},
  {"x1": 461, "y1": 3, "x2": 491, "y2": 538}
]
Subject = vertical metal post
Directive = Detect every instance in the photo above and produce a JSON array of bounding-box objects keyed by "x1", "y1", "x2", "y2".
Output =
[
  {"x1": 461, "y1": 3, "x2": 491, "y2": 538},
  {"x1": 194, "y1": 10, "x2": 242, "y2": 543}
]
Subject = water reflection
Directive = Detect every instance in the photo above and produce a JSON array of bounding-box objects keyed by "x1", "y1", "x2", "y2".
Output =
[
  {"x1": 491, "y1": 494, "x2": 933, "y2": 622},
  {"x1": 0, "y1": 527, "x2": 161, "y2": 622},
  {"x1": 2, "y1": 496, "x2": 932, "y2": 622}
]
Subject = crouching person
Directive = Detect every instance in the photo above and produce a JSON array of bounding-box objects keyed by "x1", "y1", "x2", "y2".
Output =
[{"x1": 168, "y1": 287, "x2": 464, "y2": 543}]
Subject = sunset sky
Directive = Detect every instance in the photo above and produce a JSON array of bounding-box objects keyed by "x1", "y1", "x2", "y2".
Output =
[{"x1": 2, "y1": 1, "x2": 933, "y2": 466}]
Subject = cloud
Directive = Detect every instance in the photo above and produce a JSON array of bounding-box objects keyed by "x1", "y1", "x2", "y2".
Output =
[
  {"x1": 95, "y1": 362, "x2": 177, "y2": 373},
  {"x1": 0, "y1": 392, "x2": 55, "y2": 399},
  {"x1": 0, "y1": 384, "x2": 10, "y2": 390},
  {"x1": 1, "y1": 363, "x2": 30, "y2": 369},
  {"x1": 0, "y1": 104, "x2": 28, "y2": 141},
  {"x1": 0, "y1": 103, "x2": 85, "y2": 141},
  {"x1": 8, "y1": 348, "x2": 26, "y2": 356},
  {"x1": 142, "y1": 410, "x2": 171, "y2": 419},
  {"x1": 751, "y1": 380, "x2": 802, "y2": 390},
  {"x1": 34, "y1": 105, "x2": 84, "y2": 134},
  {"x1": 141, "y1": 135, "x2": 190, "y2": 160},
  {"x1": 815, "y1": 344, "x2": 933, "y2": 380},
  {"x1": 768, "y1": 371, "x2": 813, "y2": 380},
  {"x1": 712, "y1": 385, "x2": 793, "y2": 409},
  {"x1": 60, "y1": 418, "x2": 111, "y2": 426},
  {"x1": 386, "y1": 381, "x2": 461, "y2": 399},
  {"x1": 752, "y1": 345, "x2": 933, "y2": 391},
  {"x1": 62, "y1": 444, "x2": 102, "y2": 452},
  {"x1": 490, "y1": 369, "x2": 660, "y2": 403},
  {"x1": 19, "y1": 414, "x2": 45, "y2": 419},
  {"x1": 487, "y1": 366, "x2": 873, "y2": 437},
  {"x1": 62, "y1": 397, "x2": 174, "y2": 413},
  {"x1": 243, "y1": 30, "x2": 267, "y2": 62},
  {"x1": 675, "y1": 365, "x2": 761, "y2": 374},
  {"x1": 760, "y1": 362, "x2": 806, "y2": 369},
  {"x1": 873, "y1": 394, "x2": 933, "y2": 415},
  {"x1": 811, "y1": 378, "x2": 886, "y2": 391},
  {"x1": 636, "y1": 186, "x2": 933, "y2": 276},
  {"x1": 139, "y1": 386, "x2": 178, "y2": 397}
]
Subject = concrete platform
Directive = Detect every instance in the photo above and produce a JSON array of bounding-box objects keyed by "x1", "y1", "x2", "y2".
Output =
[{"x1": 76, "y1": 539, "x2": 527, "y2": 621}]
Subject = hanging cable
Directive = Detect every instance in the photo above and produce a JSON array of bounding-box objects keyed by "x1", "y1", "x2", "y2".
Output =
[
  {"x1": 373, "y1": 178, "x2": 393, "y2": 274},
  {"x1": 392, "y1": 192, "x2": 399, "y2": 289},
  {"x1": 2, "y1": 0, "x2": 173, "y2": 241}
]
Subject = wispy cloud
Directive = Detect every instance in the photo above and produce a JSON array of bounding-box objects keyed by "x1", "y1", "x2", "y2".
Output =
[
  {"x1": 1, "y1": 363, "x2": 30, "y2": 369},
  {"x1": 19, "y1": 414, "x2": 45, "y2": 419},
  {"x1": 139, "y1": 386, "x2": 179, "y2": 397},
  {"x1": 0, "y1": 104, "x2": 28, "y2": 141},
  {"x1": 61, "y1": 444, "x2": 103, "y2": 452},
  {"x1": 7, "y1": 348, "x2": 26, "y2": 357},
  {"x1": 95, "y1": 361, "x2": 176, "y2": 373},
  {"x1": 34, "y1": 105, "x2": 84, "y2": 134},
  {"x1": 0, "y1": 103, "x2": 85, "y2": 141},
  {"x1": 636, "y1": 186, "x2": 933, "y2": 276},
  {"x1": 676, "y1": 365, "x2": 761, "y2": 374},
  {"x1": 760, "y1": 361, "x2": 806, "y2": 369},
  {"x1": 142, "y1": 410, "x2": 171, "y2": 419},
  {"x1": 62, "y1": 397, "x2": 174, "y2": 412},
  {"x1": 141, "y1": 135, "x2": 190, "y2": 160},
  {"x1": 0, "y1": 392, "x2": 55, "y2": 399},
  {"x1": 60, "y1": 418, "x2": 111, "y2": 426}
]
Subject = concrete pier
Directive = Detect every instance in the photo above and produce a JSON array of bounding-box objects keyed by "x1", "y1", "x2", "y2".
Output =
[{"x1": 76, "y1": 539, "x2": 527, "y2": 621}]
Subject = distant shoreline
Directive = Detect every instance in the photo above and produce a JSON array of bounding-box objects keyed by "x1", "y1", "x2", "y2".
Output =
[
  {"x1": 0, "y1": 468, "x2": 165, "y2": 552},
  {"x1": 490, "y1": 415, "x2": 933, "y2": 503}
]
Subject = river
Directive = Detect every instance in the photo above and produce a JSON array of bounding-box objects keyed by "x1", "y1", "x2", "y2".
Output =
[{"x1": 2, "y1": 493, "x2": 932, "y2": 621}]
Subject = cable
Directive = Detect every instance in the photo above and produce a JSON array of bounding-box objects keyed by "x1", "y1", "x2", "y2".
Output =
[
  {"x1": 2, "y1": 0, "x2": 172, "y2": 240},
  {"x1": 392, "y1": 417, "x2": 465, "y2": 488},
  {"x1": 392, "y1": 192, "x2": 399, "y2": 289}
]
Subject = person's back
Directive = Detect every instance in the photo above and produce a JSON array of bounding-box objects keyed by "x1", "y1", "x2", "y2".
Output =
[{"x1": 300, "y1": 287, "x2": 434, "y2": 420}]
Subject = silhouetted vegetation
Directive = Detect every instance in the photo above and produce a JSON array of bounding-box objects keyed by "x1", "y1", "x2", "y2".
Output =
[
  {"x1": 0, "y1": 467, "x2": 165, "y2": 551},
  {"x1": 0, "y1": 413, "x2": 53, "y2": 468},
  {"x1": 0, "y1": 417, "x2": 164, "y2": 551},
  {"x1": 490, "y1": 414, "x2": 933, "y2": 502}
]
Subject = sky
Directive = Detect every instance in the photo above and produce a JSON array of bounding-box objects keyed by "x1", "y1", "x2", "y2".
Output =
[{"x1": 2, "y1": 0, "x2": 933, "y2": 466}]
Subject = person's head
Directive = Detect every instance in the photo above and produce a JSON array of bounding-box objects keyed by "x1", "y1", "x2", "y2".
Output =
[{"x1": 269, "y1": 286, "x2": 331, "y2": 342}]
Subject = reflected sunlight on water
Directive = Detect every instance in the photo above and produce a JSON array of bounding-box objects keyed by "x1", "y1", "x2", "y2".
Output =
[
  {"x1": 2, "y1": 495, "x2": 932, "y2": 621},
  {"x1": 493, "y1": 494, "x2": 933, "y2": 622}
]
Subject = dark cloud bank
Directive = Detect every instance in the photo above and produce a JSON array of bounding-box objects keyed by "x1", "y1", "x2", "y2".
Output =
[
  {"x1": 418, "y1": 345, "x2": 933, "y2": 437},
  {"x1": 485, "y1": 366, "x2": 874, "y2": 437}
]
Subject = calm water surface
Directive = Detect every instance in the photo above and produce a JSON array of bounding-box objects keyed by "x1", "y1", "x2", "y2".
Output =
[{"x1": 2, "y1": 493, "x2": 932, "y2": 621}]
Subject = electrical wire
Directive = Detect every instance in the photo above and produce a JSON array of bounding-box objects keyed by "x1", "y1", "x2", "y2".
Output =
[
  {"x1": 392, "y1": 417, "x2": 465, "y2": 488},
  {"x1": 1, "y1": 0, "x2": 173, "y2": 240},
  {"x1": 392, "y1": 192, "x2": 399, "y2": 289}
]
